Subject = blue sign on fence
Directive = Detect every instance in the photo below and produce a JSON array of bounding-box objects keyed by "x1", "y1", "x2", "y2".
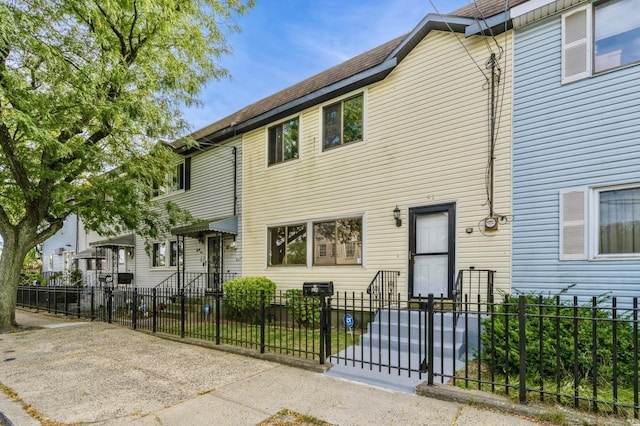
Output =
[{"x1": 343, "y1": 313, "x2": 354, "y2": 328}]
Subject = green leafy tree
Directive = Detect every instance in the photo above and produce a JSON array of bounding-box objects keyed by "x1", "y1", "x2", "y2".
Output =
[{"x1": 0, "y1": 0, "x2": 253, "y2": 332}]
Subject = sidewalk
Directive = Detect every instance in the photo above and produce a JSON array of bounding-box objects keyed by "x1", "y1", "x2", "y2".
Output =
[{"x1": 0, "y1": 310, "x2": 619, "y2": 425}]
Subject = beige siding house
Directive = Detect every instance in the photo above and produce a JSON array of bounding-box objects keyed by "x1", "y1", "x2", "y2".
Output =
[{"x1": 169, "y1": 0, "x2": 524, "y2": 299}]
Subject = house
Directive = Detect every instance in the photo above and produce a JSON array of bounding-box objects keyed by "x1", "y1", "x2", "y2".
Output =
[
  {"x1": 142, "y1": 137, "x2": 243, "y2": 291},
  {"x1": 510, "y1": 0, "x2": 640, "y2": 299},
  {"x1": 184, "y1": 0, "x2": 527, "y2": 301},
  {"x1": 40, "y1": 214, "x2": 134, "y2": 287}
]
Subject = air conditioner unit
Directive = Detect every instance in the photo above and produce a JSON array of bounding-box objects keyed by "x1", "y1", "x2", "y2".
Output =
[{"x1": 55, "y1": 247, "x2": 64, "y2": 255}]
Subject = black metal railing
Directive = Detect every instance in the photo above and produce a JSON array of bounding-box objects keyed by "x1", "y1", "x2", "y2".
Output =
[
  {"x1": 453, "y1": 268, "x2": 494, "y2": 308},
  {"x1": 15, "y1": 285, "x2": 640, "y2": 419},
  {"x1": 154, "y1": 271, "x2": 238, "y2": 292},
  {"x1": 366, "y1": 270, "x2": 400, "y2": 309}
]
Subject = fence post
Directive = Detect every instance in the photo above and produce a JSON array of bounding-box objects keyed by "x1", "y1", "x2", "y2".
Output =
[
  {"x1": 427, "y1": 293, "x2": 434, "y2": 386},
  {"x1": 180, "y1": 289, "x2": 185, "y2": 338},
  {"x1": 35, "y1": 287, "x2": 39, "y2": 313},
  {"x1": 107, "y1": 287, "x2": 113, "y2": 323},
  {"x1": 76, "y1": 287, "x2": 81, "y2": 318},
  {"x1": 89, "y1": 287, "x2": 94, "y2": 320},
  {"x1": 132, "y1": 288, "x2": 138, "y2": 330},
  {"x1": 260, "y1": 290, "x2": 266, "y2": 354},
  {"x1": 518, "y1": 295, "x2": 527, "y2": 404},
  {"x1": 215, "y1": 290, "x2": 221, "y2": 345},
  {"x1": 319, "y1": 298, "x2": 327, "y2": 365},
  {"x1": 152, "y1": 288, "x2": 157, "y2": 333}
]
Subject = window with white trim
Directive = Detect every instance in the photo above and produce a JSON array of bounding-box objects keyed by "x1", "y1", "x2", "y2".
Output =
[
  {"x1": 267, "y1": 224, "x2": 306, "y2": 266},
  {"x1": 560, "y1": 184, "x2": 640, "y2": 259},
  {"x1": 152, "y1": 242, "x2": 166, "y2": 267},
  {"x1": 313, "y1": 217, "x2": 362, "y2": 265},
  {"x1": 562, "y1": 0, "x2": 640, "y2": 83},
  {"x1": 268, "y1": 117, "x2": 299, "y2": 165},
  {"x1": 322, "y1": 94, "x2": 363, "y2": 150},
  {"x1": 153, "y1": 158, "x2": 191, "y2": 196}
]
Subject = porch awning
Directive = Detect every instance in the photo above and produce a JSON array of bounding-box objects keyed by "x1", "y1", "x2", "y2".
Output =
[
  {"x1": 73, "y1": 248, "x2": 106, "y2": 260},
  {"x1": 171, "y1": 215, "x2": 238, "y2": 237},
  {"x1": 89, "y1": 233, "x2": 135, "y2": 248}
]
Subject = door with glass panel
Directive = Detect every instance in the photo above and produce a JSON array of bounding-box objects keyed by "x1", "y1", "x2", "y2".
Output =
[
  {"x1": 409, "y1": 204, "x2": 455, "y2": 298},
  {"x1": 207, "y1": 234, "x2": 223, "y2": 291}
]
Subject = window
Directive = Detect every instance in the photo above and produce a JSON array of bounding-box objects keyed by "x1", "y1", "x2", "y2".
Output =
[
  {"x1": 268, "y1": 117, "x2": 299, "y2": 165},
  {"x1": 560, "y1": 184, "x2": 640, "y2": 260},
  {"x1": 169, "y1": 240, "x2": 183, "y2": 267},
  {"x1": 597, "y1": 186, "x2": 640, "y2": 255},
  {"x1": 87, "y1": 258, "x2": 104, "y2": 271},
  {"x1": 313, "y1": 217, "x2": 362, "y2": 265},
  {"x1": 322, "y1": 94, "x2": 363, "y2": 150},
  {"x1": 152, "y1": 242, "x2": 166, "y2": 267},
  {"x1": 154, "y1": 159, "x2": 190, "y2": 196},
  {"x1": 562, "y1": 1, "x2": 640, "y2": 83},
  {"x1": 268, "y1": 224, "x2": 306, "y2": 265}
]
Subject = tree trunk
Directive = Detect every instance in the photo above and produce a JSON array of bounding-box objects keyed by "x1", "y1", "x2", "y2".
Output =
[{"x1": 0, "y1": 235, "x2": 31, "y2": 333}]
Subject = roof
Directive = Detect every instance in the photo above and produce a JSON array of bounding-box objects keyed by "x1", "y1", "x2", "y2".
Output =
[
  {"x1": 89, "y1": 233, "x2": 135, "y2": 248},
  {"x1": 174, "y1": 0, "x2": 528, "y2": 154},
  {"x1": 171, "y1": 215, "x2": 238, "y2": 237}
]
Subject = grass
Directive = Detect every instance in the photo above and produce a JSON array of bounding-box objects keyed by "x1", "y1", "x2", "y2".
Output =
[
  {"x1": 150, "y1": 316, "x2": 363, "y2": 359},
  {"x1": 454, "y1": 359, "x2": 639, "y2": 420},
  {"x1": 258, "y1": 409, "x2": 333, "y2": 425}
]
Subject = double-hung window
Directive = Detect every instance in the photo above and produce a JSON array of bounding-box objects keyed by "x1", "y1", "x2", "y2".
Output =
[
  {"x1": 313, "y1": 217, "x2": 362, "y2": 265},
  {"x1": 268, "y1": 117, "x2": 299, "y2": 165},
  {"x1": 268, "y1": 224, "x2": 306, "y2": 265},
  {"x1": 562, "y1": 0, "x2": 640, "y2": 83},
  {"x1": 153, "y1": 158, "x2": 191, "y2": 196},
  {"x1": 322, "y1": 94, "x2": 363, "y2": 150},
  {"x1": 152, "y1": 242, "x2": 166, "y2": 267},
  {"x1": 560, "y1": 184, "x2": 640, "y2": 259}
]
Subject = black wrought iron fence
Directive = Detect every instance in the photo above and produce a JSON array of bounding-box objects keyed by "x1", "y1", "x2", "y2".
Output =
[{"x1": 15, "y1": 285, "x2": 640, "y2": 419}]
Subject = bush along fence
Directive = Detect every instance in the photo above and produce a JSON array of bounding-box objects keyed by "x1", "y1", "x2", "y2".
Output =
[{"x1": 15, "y1": 285, "x2": 640, "y2": 419}]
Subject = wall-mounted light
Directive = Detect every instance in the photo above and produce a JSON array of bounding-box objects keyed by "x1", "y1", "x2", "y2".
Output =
[{"x1": 393, "y1": 205, "x2": 402, "y2": 227}]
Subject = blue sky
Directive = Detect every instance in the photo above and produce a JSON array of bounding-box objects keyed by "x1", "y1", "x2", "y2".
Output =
[{"x1": 182, "y1": 0, "x2": 470, "y2": 132}]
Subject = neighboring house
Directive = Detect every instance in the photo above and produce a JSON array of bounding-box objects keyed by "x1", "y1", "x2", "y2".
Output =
[
  {"x1": 41, "y1": 214, "x2": 77, "y2": 277},
  {"x1": 511, "y1": 0, "x2": 640, "y2": 299},
  {"x1": 137, "y1": 138, "x2": 243, "y2": 290},
  {"x1": 188, "y1": 0, "x2": 526, "y2": 300}
]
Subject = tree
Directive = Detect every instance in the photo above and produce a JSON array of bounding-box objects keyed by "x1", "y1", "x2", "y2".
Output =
[{"x1": 0, "y1": 0, "x2": 253, "y2": 332}]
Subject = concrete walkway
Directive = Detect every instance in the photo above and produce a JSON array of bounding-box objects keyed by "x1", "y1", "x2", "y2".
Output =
[{"x1": 0, "y1": 310, "x2": 622, "y2": 425}]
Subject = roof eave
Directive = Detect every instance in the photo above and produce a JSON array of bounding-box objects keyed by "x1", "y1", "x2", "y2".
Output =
[
  {"x1": 464, "y1": 11, "x2": 513, "y2": 37},
  {"x1": 179, "y1": 58, "x2": 397, "y2": 154}
]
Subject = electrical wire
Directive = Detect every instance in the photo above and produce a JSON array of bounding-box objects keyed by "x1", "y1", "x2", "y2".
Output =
[{"x1": 427, "y1": 0, "x2": 489, "y2": 82}]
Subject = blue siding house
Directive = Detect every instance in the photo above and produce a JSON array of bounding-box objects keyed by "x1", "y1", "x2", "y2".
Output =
[{"x1": 511, "y1": 0, "x2": 640, "y2": 299}]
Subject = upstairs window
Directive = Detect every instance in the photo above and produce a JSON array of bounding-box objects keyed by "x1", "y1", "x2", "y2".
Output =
[
  {"x1": 562, "y1": 0, "x2": 640, "y2": 83},
  {"x1": 322, "y1": 94, "x2": 363, "y2": 151},
  {"x1": 268, "y1": 117, "x2": 299, "y2": 165},
  {"x1": 154, "y1": 158, "x2": 191, "y2": 196}
]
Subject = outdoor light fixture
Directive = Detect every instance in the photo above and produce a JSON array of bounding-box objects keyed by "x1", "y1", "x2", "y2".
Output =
[{"x1": 393, "y1": 205, "x2": 402, "y2": 227}]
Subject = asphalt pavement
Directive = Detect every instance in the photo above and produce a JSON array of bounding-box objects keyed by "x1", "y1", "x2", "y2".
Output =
[{"x1": 0, "y1": 310, "x2": 624, "y2": 425}]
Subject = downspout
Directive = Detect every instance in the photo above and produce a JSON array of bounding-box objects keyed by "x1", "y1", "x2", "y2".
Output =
[{"x1": 232, "y1": 146, "x2": 237, "y2": 217}]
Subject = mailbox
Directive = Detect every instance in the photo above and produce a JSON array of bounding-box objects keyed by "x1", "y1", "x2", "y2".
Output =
[{"x1": 303, "y1": 281, "x2": 334, "y2": 298}]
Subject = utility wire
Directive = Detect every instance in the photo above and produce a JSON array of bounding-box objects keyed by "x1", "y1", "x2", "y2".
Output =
[{"x1": 427, "y1": 0, "x2": 489, "y2": 81}]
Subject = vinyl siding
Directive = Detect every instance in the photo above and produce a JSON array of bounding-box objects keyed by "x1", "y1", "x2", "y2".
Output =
[
  {"x1": 41, "y1": 215, "x2": 77, "y2": 273},
  {"x1": 242, "y1": 30, "x2": 513, "y2": 296},
  {"x1": 133, "y1": 139, "x2": 243, "y2": 288},
  {"x1": 512, "y1": 14, "x2": 640, "y2": 299}
]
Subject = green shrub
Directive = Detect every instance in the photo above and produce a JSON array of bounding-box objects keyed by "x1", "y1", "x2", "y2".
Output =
[
  {"x1": 285, "y1": 289, "x2": 321, "y2": 327},
  {"x1": 481, "y1": 293, "x2": 637, "y2": 386},
  {"x1": 223, "y1": 276, "x2": 276, "y2": 321}
]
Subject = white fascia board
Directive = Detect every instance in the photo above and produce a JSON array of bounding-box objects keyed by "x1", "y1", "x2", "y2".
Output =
[{"x1": 511, "y1": 0, "x2": 557, "y2": 18}]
